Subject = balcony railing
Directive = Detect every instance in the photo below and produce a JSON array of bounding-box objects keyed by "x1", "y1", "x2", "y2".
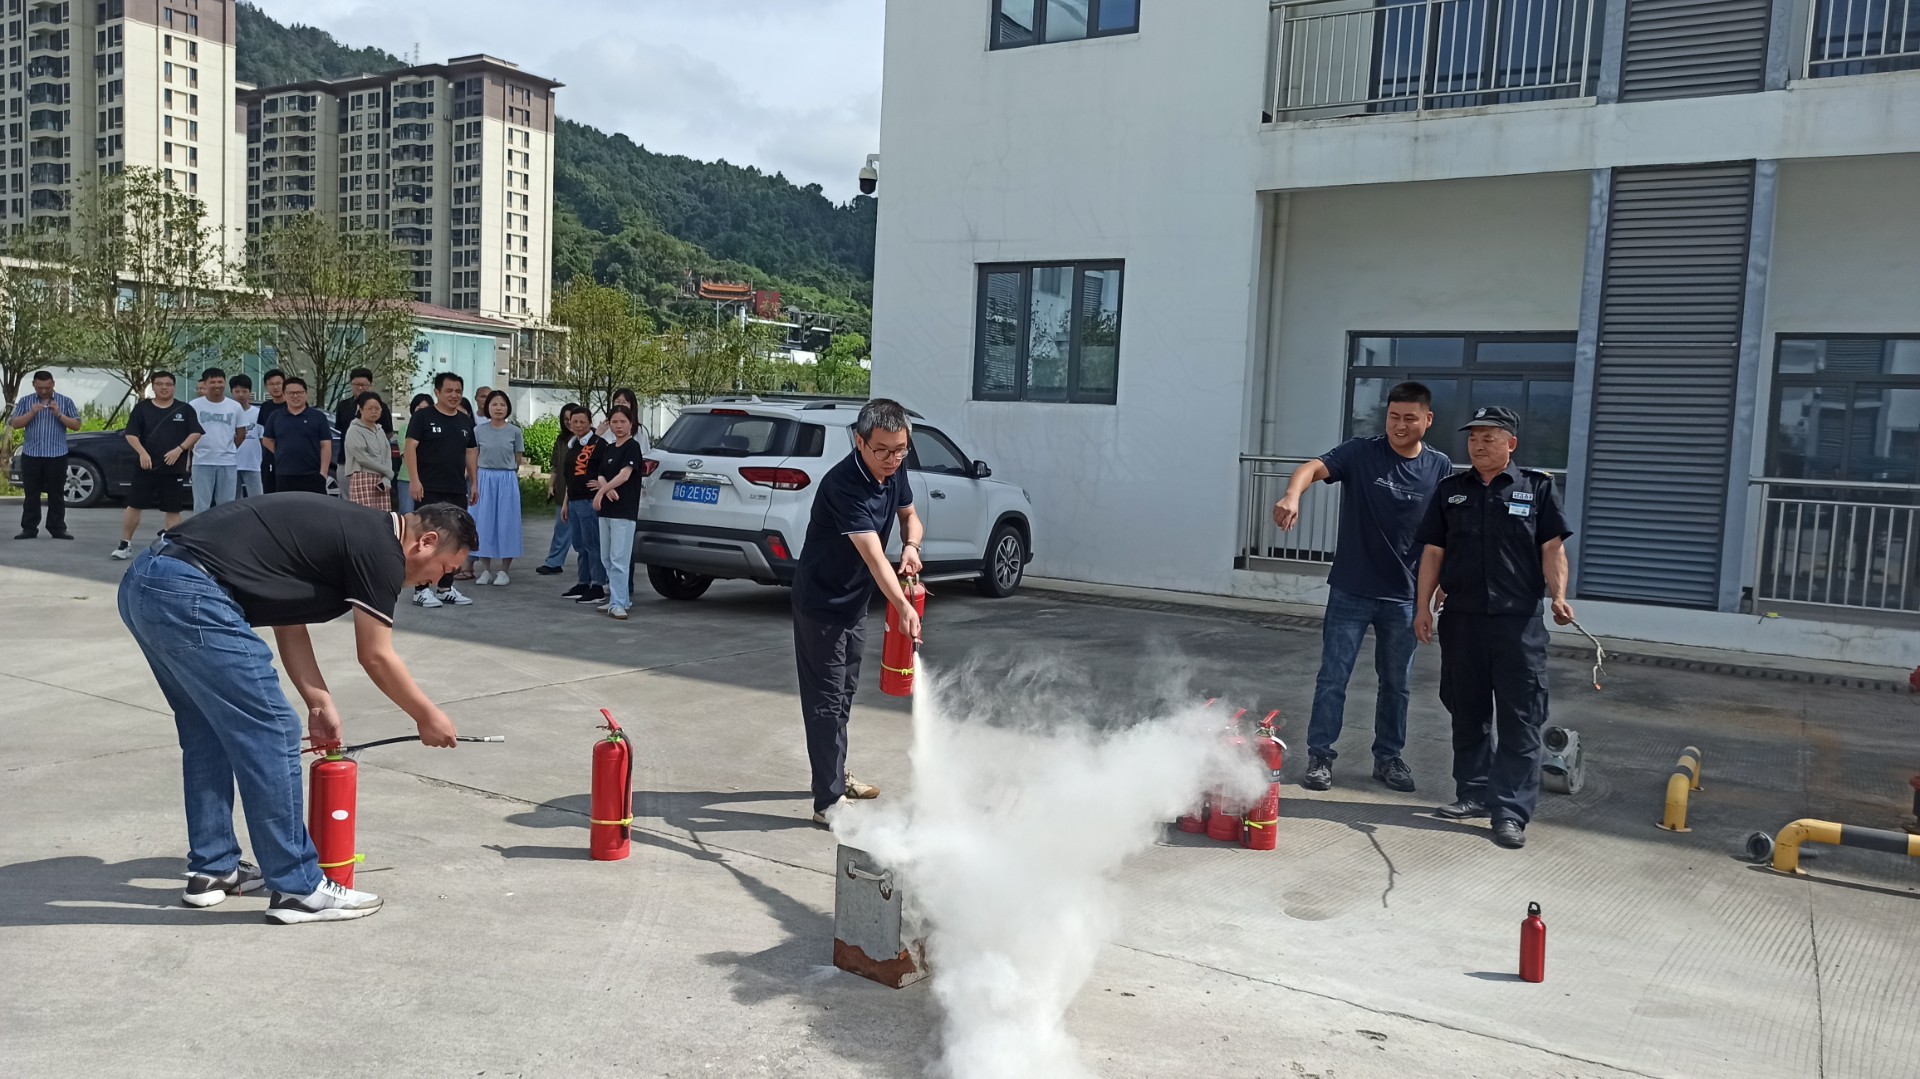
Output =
[
  {"x1": 1237, "y1": 456, "x2": 1343, "y2": 568},
  {"x1": 1750, "y1": 478, "x2": 1920, "y2": 615},
  {"x1": 1267, "y1": 0, "x2": 1597, "y2": 120},
  {"x1": 1804, "y1": 0, "x2": 1920, "y2": 78}
]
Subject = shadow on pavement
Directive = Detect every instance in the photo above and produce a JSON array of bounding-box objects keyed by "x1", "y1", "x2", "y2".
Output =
[
  {"x1": 500, "y1": 789, "x2": 819, "y2": 837},
  {"x1": 0, "y1": 855, "x2": 261, "y2": 927}
]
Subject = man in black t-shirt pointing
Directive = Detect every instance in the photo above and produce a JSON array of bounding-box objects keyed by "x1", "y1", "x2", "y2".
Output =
[{"x1": 118, "y1": 494, "x2": 478, "y2": 924}]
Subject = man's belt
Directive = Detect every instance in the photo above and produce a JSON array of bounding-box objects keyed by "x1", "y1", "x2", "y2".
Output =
[{"x1": 151, "y1": 538, "x2": 217, "y2": 582}]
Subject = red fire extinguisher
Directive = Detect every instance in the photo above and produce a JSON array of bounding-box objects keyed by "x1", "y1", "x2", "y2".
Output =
[
  {"x1": 590, "y1": 709, "x2": 633, "y2": 861},
  {"x1": 880, "y1": 577, "x2": 926, "y2": 698},
  {"x1": 1243, "y1": 711, "x2": 1284, "y2": 851},
  {"x1": 308, "y1": 748, "x2": 361, "y2": 887},
  {"x1": 1207, "y1": 710, "x2": 1250, "y2": 843},
  {"x1": 1176, "y1": 698, "x2": 1219, "y2": 833},
  {"x1": 1520, "y1": 902, "x2": 1547, "y2": 983}
]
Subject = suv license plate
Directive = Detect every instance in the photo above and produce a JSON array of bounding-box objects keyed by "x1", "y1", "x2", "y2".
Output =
[{"x1": 672, "y1": 483, "x2": 721, "y2": 505}]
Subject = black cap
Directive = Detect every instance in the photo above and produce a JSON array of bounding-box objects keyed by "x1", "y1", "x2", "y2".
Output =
[{"x1": 1460, "y1": 405, "x2": 1520, "y2": 434}]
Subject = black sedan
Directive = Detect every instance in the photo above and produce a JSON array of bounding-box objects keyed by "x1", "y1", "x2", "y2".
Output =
[{"x1": 6, "y1": 431, "x2": 189, "y2": 508}]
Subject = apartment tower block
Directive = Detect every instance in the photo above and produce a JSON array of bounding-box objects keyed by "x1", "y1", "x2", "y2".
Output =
[
  {"x1": 240, "y1": 54, "x2": 558, "y2": 321},
  {"x1": 0, "y1": 0, "x2": 244, "y2": 259}
]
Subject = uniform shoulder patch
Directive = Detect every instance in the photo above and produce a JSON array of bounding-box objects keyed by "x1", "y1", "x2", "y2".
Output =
[{"x1": 1448, "y1": 494, "x2": 1468, "y2": 505}]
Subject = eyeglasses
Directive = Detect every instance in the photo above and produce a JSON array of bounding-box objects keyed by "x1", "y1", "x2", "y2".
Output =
[{"x1": 868, "y1": 445, "x2": 910, "y2": 461}]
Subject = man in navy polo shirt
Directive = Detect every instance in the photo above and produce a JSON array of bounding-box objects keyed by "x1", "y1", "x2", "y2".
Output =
[
  {"x1": 791, "y1": 399, "x2": 925, "y2": 826},
  {"x1": 1272, "y1": 381, "x2": 1451, "y2": 794}
]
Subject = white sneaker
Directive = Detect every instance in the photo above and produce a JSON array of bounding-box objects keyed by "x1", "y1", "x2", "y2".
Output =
[
  {"x1": 182, "y1": 861, "x2": 265, "y2": 908},
  {"x1": 491, "y1": 572, "x2": 510, "y2": 587},
  {"x1": 439, "y1": 587, "x2": 473, "y2": 606},
  {"x1": 110, "y1": 541, "x2": 131, "y2": 560},
  {"x1": 474, "y1": 570, "x2": 494, "y2": 586},
  {"x1": 414, "y1": 587, "x2": 443, "y2": 609},
  {"x1": 265, "y1": 877, "x2": 384, "y2": 924}
]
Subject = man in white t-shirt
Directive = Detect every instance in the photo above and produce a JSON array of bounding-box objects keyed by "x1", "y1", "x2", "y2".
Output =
[
  {"x1": 231, "y1": 374, "x2": 265, "y2": 498},
  {"x1": 188, "y1": 366, "x2": 248, "y2": 513}
]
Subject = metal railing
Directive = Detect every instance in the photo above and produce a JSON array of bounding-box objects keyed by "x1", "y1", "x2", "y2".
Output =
[
  {"x1": 1804, "y1": 0, "x2": 1920, "y2": 78},
  {"x1": 1238, "y1": 456, "x2": 1343, "y2": 568},
  {"x1": 1750, "y1": 478, "x2": 1920, "y2": 614},
  {"x1": 1267, "y1": 0, "x2": 1596, "y2": 119}
]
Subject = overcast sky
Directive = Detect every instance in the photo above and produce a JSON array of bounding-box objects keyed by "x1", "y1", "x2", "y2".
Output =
[{"x1": 250, "y1": 0, "x2": 885, "y2": 202}]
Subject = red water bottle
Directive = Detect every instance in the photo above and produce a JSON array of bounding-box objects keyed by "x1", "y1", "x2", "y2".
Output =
[{"x1": 1519, "y1": 902, "x2": 1546, "y2": 983}]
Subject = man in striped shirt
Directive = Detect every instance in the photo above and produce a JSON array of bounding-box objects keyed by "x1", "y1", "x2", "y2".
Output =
[{"x1": 10, "y1": 370, "x2": 81, "y2": 540}]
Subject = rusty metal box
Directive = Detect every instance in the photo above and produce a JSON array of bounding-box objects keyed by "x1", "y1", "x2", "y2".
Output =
[{"x1": 832, "y1": 844, "x2": 928, "y2": 988}]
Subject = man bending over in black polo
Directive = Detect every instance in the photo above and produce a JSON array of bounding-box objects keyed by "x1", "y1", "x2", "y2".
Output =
[{"x1": 118, "y1": 494, "x2": 477, "y2": 923}]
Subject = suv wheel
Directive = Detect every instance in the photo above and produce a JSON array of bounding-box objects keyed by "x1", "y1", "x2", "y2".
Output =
[
  {"x1": 65, "y1": 458, "x2": 105, "y2": 508},
  {"x1": 649, "y1": 564, "x2": 714, "y2": 601},
  {"x1": 975, "y1": 523, "x2": 1027, "y2": 598}
]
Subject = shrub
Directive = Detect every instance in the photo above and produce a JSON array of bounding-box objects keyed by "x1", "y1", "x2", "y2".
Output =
[{"x1": 523, "y1": 415, "x2": 561, "y2": 472}]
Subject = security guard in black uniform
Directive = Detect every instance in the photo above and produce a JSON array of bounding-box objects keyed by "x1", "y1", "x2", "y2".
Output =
[{"x1": 1411, "y1": 406, "x2": 1574, "y2": 849}]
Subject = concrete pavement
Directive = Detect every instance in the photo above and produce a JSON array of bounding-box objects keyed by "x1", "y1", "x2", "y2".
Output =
[{"x1": 2, "y1": 507, "x2": 1917, "y2": 1078}]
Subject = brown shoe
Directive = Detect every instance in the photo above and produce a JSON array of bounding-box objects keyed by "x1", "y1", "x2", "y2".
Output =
[{"x1": 844, "y1": 773, "x2": 880, "y2": 799}]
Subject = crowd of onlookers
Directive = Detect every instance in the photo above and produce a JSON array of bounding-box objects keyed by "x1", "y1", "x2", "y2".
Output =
[{"x1": 11, "y1": 368, "x2": 652, "y2": 618}]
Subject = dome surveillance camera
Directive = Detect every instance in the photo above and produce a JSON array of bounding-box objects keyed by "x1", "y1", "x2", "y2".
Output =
[{"x1": 858, "y1": 154, "x2": 880, "y2": 196}]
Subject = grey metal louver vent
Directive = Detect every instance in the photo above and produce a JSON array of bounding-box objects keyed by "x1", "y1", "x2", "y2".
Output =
[
  {"x1": 1579, "y1": 163, "x2": 1755, "y2": 608},
  {"x1": 1619, "y1": 0, "x2": 1771, "y2": 100}
]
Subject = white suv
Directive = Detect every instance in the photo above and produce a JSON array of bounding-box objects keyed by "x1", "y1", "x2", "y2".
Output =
[{"x1": 634, "y1": 397, "x2": 1035, "y2": 601}]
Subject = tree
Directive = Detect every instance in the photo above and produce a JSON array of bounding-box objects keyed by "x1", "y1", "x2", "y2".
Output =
[
  {"x1": 813, "y1": 332, "x2": 870, "y2": 397},
  {"x1": 0, "y1": 234, "x2": 84, "y2": 409},
  {"x1": 246, "y1": 213, "x2": 418, "y2": 406},
  {"x1": 69, "y1": 167, "x2": 239, "y2": 413},
  {"x1": 671, "y1": 318, "x2": 778, "y2": 401},
  {"x1": 549, "y1": 275, "x2": 666, "y2": 417}
]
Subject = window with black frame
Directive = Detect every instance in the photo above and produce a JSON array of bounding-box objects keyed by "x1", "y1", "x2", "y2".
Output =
[
  {"x1": 991, "y1": 0, "x2": 1139, "y2": 50},
  {"x1": 1768, "y1": 336, "x2": 1920, "y2": 485},
  {"x1": 1344, "y1": 333, "x2": 1576, "y2": 470},
  {"x1": 975, "y1": 261, "x2": 1123, "y2": 404}
]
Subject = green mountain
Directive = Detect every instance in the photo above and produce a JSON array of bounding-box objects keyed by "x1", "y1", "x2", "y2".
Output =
[{"x1": 232, "y1": 3, "x2": 877, "y2": 333}]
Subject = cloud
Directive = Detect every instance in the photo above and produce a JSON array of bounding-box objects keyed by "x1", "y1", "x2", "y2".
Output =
[{"x1": 247, "y1": 0, "x2": 884, "y2": 200}]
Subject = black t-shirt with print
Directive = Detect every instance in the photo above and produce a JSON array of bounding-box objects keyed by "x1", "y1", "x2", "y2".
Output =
[
  {"x1": 563, "y1": 438, "x2": 602, "y2": 503},
  {"x1": 593, "y1": 439, "x2": 646, "y2": 521},
  {"x1": 126, "y1": 399, "x2": 203, "y2": 473},
  {"x1": 405, "y1": 407, "x2": 476, "y2": 494},
  {"x1": 167, "y1": 493, "x2": 408, "y2": 627}
]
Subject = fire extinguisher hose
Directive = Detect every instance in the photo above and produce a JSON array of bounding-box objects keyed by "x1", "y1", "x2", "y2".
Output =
[{"x1": 309, "y1": 735, "x2": 506, "y2": 755}]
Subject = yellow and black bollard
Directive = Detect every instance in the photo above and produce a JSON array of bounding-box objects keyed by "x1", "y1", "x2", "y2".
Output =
[
  {"x1": 1656, "y1": 746, "x2": 1704, "y2": 832},
  {"x1": 1748, "y1": 819, "x2": 1920, "y2": 875}
]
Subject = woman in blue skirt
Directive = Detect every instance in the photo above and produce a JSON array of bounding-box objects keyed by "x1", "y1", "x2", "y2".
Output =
[{"x1": 471, "y1": 391, "x2": 525, "y2": 585}]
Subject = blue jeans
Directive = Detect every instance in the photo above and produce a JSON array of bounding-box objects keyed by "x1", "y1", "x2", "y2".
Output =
[
  {"x1": 191, "y1": 464, "x2": 237, "y2": 513},
  {"x1": 568, "y1": 500, "x2": 607, "y2": 586},
  {"x1": 599, "y1": 517, "x2": 636, "y2": 612},
  {"x1": 237, "y1": 469, "x2": 264, "y2": 498},
  {"x1": 396, "y1": 481, "x2": 414, "y2": 514},
  {"x1": 541, "y1": 504, "x2": 570, "y2": 569},
  {"x1": 117, "y1": 549, "x2": 323, "y2": 896},
  {"x1": 1305, "y1": 585, "x2": 1417, "y2": 764}
]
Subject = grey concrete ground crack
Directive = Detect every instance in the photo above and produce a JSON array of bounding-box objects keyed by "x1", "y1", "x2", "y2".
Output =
[
  {"x1": 0, "y1": 670, "x2": 171, "y2": 719},
  {"x1": 1, "y1": 742, "x2": 177, "y2": 775},
  {"x1": 1115, "y1": 944, "x2": 1671, "y2": 1079}
]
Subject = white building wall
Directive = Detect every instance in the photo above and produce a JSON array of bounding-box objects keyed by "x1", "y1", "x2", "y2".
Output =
[
  {"x1": 1266, "y1": 175, "x2": 1591, "y2": 459},
  {"x1": 872, "y1": 4, "x2": 1270, "y2": 591}
]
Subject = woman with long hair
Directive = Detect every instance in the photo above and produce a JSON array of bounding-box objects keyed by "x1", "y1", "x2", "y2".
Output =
[
  {"x1": 471, "y1": 391, "x2": 524, "y2": 586},
  {"x1": 596, "y1": 388, "x2": 650, "y2": 452},
  {"x1": 535, "y1": 402, "x2": 581, "y2": 576},
  {"x1": 342, "y1": 391, "x2": 395, "y2": 509},
  {"x1": 589, "y1": 406, "x2": 646, "y2": 620},
  {"x1": 395, "y1": 393, "x2": 433, "y2": 514}
]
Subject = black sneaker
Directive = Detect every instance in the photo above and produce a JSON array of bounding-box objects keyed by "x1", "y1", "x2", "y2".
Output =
[
  {"x1": 13, "y1": 530, "x2": 35, "y2": 539},
  {"x1": 50, "y1": 532, "x2": 74, "y2": 540},
  {"x1": 1492, "y1": 819, "x2": 1527, "y2": 848},
  {"x1": 561, "y1": 583, "x2": 589, "y2": 599},
  {"x1": 265, "y1": 878, "x2": 384, "y2": 924},
  {"x1": 575, "y1": 584, "x2": 607, "y2": 604},
  {"x1": 1373, "y1": 757, "x2": 1416, "y2": 793},
  {"x1": 535, "y1": 564, "x2": 563, "y2": 576},
  {"x1": 1434, "y1": 798, "x2": 1490, "y2": 820},
  {"x1": 182, "y1": 861, "x2": 265, "y2": 908},
  {"x1": 1301, "y1": 756, "x2": 1334, "y2": 791}
]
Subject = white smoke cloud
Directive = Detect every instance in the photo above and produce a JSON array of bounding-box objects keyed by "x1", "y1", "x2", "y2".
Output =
[{"x1": 835, "y1": 664, "x2": 1266, "y2": 1079}]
